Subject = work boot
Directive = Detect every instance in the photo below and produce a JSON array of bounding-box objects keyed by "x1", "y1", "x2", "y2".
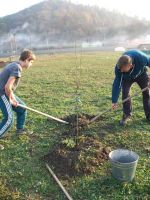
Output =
[
  {"x1": 16, "y1": 128, "x2": 33, "y2": 136},
  {"x1": 120, "y1": 114, "x2": 132, "y2": 126}
]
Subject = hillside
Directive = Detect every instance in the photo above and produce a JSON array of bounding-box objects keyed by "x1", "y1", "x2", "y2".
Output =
[{"x1": 0, "y1": 0, "x2": 149, "y2": 52}]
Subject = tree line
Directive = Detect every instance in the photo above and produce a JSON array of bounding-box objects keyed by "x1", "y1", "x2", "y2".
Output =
[{"x1": 0, "y1": 0, "x2": 149, "y2": 52}]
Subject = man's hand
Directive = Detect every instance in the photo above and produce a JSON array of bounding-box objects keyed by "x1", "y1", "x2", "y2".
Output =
[
  {"x1": 9, "y1": 91, "x2": 18, "y2": 107},
  {"x1": 10, "y1": 98, "x2": 18, "y2": 107},
  {"x1": 112, "y1": 103, "x2": 118, "y2": 110}
]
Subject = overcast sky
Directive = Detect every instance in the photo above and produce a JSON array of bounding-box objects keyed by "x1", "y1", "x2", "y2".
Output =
[
  {"x1": 0, "y1": 0, "x2": 44, "y2": 17},
  {"x1": 0, "y1": 0, "x2": 150, "y2": 20}
]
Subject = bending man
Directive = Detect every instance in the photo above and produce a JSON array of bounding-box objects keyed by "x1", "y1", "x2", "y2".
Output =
[{"x1": 112, "y1": 49, "x2": 150, "y2": 125}]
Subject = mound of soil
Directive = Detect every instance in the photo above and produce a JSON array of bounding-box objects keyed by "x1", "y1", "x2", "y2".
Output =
[
  {"x1": 64, "y1": 113, "x2": 94, "y2": 125},
  {"x1": 43, "y1": 136, "x2": 111, "y2": 176},
  {"x1": 62, "y1": 113, "x2": 96, "y2": 136}
]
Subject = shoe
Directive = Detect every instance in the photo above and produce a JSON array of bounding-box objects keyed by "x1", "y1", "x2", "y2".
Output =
[
  {"x1": 16, "y1": 128, "x2": 33, "y2": 135},
  {"x1": 119, "y1": 114, "x2": 132, "y2": 126},
  {"x1": 0, "y1": 144, "x2": 4, "y2": 150}
]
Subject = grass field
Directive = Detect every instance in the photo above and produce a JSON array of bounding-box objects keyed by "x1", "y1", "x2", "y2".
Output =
[{"x1": 0, "y1": 51, "x2": 150, "y2": 200}]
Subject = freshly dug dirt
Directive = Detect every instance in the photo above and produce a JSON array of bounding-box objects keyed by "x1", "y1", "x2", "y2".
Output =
[
  {"x1": 43, "y1": 114, "x2": 111, "y2": 177},
  {"x1": 43, "y1": 135, "x2": 111, "y2": 176},
  {"x1": 62, "y1": 113, "x2": 96, "y2": 136},
  {"x1": 64, "y1": 113, "x2": 94, "y2": 126}
]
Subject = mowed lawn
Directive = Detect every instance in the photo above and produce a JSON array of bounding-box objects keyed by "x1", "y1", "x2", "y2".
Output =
[{"x1": 0, "y1": 51, "x2": 150, "y2": 200}]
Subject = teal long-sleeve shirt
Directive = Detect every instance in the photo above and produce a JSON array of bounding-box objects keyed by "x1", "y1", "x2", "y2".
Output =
[{"x1": 112, "y1": 49, "x2": 150, "y2": 103}]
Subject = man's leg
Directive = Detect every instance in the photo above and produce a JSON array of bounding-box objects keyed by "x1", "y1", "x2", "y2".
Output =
[
  {"x1": 136, "y1": 72, "x2": 150, "y2": 119},
  {"x1": 0, "y1": 95, "x2": 13, "y2": 138},
  {"x1": 122, "y1": 79, "x2": 133, "y2": 116},
  {"x1": 12, "y1": 95, "x2": 27, "y2": 130},
  {"x1": 120, "y1": 79, "x2": 133, "y2": 125}
]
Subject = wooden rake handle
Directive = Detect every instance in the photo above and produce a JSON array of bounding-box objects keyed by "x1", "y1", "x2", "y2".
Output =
[
  {"x1": 89, "y1": 85, "x2": 150, "y2": 123},
  {"x1": 18, "y1": 104, "x2": 69, "y2": 124},
  {"x1": 46, "y1": 163, "x2": 73, "y2": 200}
]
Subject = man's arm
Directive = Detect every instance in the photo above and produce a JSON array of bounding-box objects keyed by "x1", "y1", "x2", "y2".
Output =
[
  {"x1": 5, "y1": 76, "x2": 18, "y2": 107},
  {"x1": 112, "y1": 65, "x2": 122, "y2": 109}
]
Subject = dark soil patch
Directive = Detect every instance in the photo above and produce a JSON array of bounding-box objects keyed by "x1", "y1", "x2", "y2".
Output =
[
  {"x1": 43, "y1": 114, "x2": 111, "y2": 177},
  {"x1": 62, "y1": 113, "x2": 96, "y2": 136},
  {"x1": 64, "y1": 113, "x2": 95, "y2": 126},
  {"x1": 43, "y1": 136, "x2": 111, "y2": 177}
]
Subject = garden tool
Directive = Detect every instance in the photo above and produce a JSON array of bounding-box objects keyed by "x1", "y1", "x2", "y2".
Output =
[
  {"x1": 89, "y1": 85, "x2": 150, "y2": 123},
  {"x1": 18, "y1": 104, "x2": 69, "y2": 124}
]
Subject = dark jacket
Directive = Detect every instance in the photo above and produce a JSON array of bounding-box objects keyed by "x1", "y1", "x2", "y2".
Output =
[{"x1": 112, "y1": 49, "x2": 150, "y2": 103}]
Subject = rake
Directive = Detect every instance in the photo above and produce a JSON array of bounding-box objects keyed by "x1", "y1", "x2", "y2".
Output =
[
  {"x1": 18, "y1": 104, "x2": 69, "y2": 124},
  {"x1": 89, "y1": 85, "x2": 150, "y2": 124}
]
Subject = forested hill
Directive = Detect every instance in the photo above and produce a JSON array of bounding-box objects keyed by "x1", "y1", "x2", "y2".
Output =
[{"x1": 0, "y1": 0, "x2": 149, "y2": 45}]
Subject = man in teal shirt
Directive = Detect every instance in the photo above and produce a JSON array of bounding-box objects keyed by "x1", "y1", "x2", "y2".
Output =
[{"x1": 112, "y1": 49, "x2": 150, "y2": 125}]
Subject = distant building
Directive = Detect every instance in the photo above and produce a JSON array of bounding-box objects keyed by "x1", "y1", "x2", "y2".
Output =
[
  {"x1": 137, "y1": 43, "x2": 150, "y2": 50},
  {"x1": 137, "y1": 44, "x2": 150, "y2": 54},
  {"x1": 114, "y1": 47, "x2": 125, "y2": 52}
]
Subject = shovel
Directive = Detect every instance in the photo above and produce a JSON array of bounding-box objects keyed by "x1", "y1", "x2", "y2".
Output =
[
  {"x1": 18, "y1": 104, "x2": 69, "y2": 124},
  {"x1": 89, "y1": 85, "x2": 150, "y2": 123}
]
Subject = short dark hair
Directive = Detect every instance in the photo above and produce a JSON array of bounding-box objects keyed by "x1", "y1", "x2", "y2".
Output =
[
  {"x1": 19, "y1": 50, "x2": 36, "y2": 61},
  {"x1": 117, "y1": 55, "x2": 132, "y2": 69}
]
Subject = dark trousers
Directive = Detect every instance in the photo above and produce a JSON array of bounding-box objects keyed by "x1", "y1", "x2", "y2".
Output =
[{"x1": 122, "y1": 72, "x2": 150, "y2": 118}]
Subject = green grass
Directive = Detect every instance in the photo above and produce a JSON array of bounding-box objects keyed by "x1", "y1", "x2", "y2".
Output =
[{"x1": 0, "y1": 52, "x2": 150, "y2": 199}]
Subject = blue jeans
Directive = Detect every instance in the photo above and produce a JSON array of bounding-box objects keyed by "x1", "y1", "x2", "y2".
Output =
[{"x1": 0, "y1": 94, "x2": 27, "y2": 138}]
